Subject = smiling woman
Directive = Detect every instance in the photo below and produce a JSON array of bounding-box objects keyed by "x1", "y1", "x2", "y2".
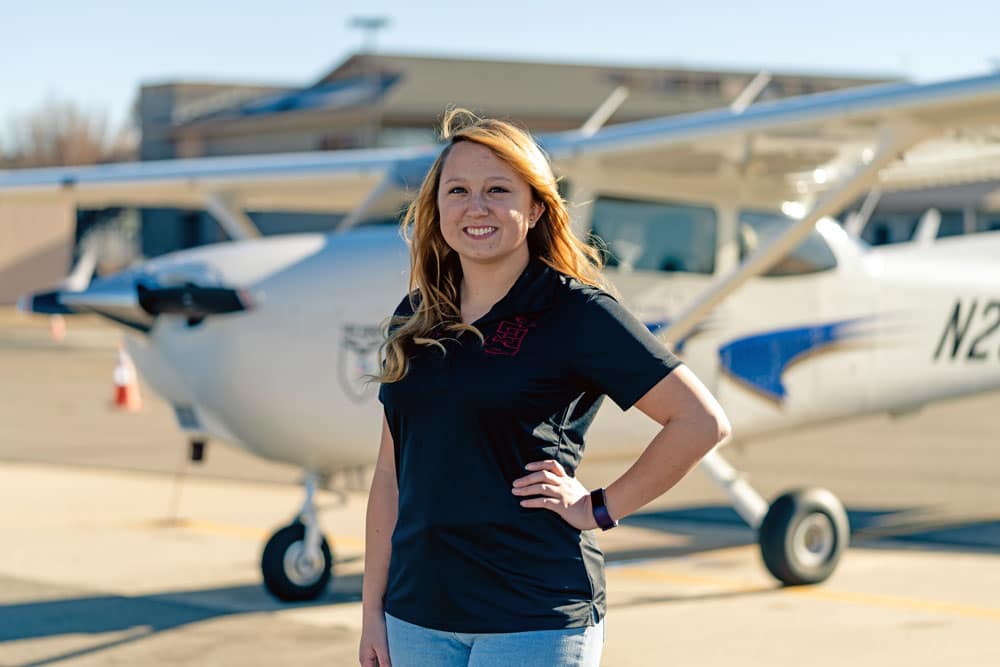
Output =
[
  {"x1": 437, "y1": 141, "x2": 543, "y2": 319},
  {"x1": 359, "y1": 109, "x2": 731, "y2": 667},
  {"x1": 376, "y1": 108, "x2": 604, "y2": 379}
]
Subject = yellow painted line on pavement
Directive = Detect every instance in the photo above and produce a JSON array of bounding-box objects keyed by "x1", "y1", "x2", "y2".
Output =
[
  {"x1": 611, "y1": 565, "x2": 1000, "y2": 622},
  {"x1": 783, "y1": 586, "x2": 1000, "y2": 622},
  {"x1": 611, "y1": 566, "x2": 767, "y2": 594}
]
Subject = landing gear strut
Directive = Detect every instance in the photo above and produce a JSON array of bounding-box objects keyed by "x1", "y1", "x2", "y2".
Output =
[
  {"x1": 699, "y1": 449, "x2": 850, "y2": 585},
  {"x1": 261, "y1": 472, "x2": 333, "y2": 601}
]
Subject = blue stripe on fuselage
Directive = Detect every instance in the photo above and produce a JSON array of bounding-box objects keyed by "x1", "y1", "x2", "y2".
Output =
[{"x1": 718, "y1": 319, "x2": 864, "y2": 401}]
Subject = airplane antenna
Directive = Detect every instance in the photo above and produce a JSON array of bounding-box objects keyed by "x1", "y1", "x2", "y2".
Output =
[
  {"x1": 730, "y1": 71, "x2": 772, "y2": 114},
  {"x1": 580, "y1": 86, "x2": 630, "y2": 137}
]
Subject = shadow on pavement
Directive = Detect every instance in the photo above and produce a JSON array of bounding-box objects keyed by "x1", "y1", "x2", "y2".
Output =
[
  {"x1": 0, "y1": 574, "x2": 362, "y2": 666},
  {"x1": 620, "y1": 504, "x2": 1000, "y2": 558}
]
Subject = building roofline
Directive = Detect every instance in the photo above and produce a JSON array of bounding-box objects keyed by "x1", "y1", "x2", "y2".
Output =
[
  {"x1": 317, "y1": 49, "x2": 904, "y2": 84},
  {"x1": 140, "y1": 77, "x2": 301, "y2": 92}
]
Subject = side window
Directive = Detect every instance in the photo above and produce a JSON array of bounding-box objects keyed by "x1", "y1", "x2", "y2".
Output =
[
  {"x1": 739, "y1": 211, "x2": 837, "y2": 277},
  {"x1": 589, "y1": 197, "x2": 717, "y2": 274},
  {"x1": 975, "y1": 211, "x2": 1000, "y2": 234},
  {"x1": 861, "y1": 212, "x2": 920, "y2": 245},
  {"x1": 935, "y1": 211, "x2": 966, "y2": 238}
]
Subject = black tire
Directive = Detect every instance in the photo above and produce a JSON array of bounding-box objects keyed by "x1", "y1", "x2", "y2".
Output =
[
  {"x1": 758, "y1": 488, "x2": 849, "y2": 586},
  {"x1": 261, "y1": 522, "x2": 333, "y2": 601}
]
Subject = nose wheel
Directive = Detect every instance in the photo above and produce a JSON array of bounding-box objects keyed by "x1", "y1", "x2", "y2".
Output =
[
  {"x1": 261, "y1": 521, "x2": 332, "y2": 601},
  {"x1": 261, "y1": 472, "x2": 333, "y2": 601}
]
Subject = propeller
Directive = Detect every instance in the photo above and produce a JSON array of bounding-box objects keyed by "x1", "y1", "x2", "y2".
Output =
[{"x1": 19, "y1": 276, "x2": 254, "y2": 332}]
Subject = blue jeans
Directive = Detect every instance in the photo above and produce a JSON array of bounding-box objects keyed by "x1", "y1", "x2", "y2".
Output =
[{"x1": 384, "y1": 612, "x2": 604, "y2": 667}]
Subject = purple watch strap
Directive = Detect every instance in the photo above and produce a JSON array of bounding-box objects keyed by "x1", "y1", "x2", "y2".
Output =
[{"x1": 590, "y1": 487, "x2": 618, "y2": 531}]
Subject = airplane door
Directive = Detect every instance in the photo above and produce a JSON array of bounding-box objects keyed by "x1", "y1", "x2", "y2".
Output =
[
  {"x1": 711, "y1": 214, "x2": 843, "y2": 438},
  {"x1": 587, "y1": 196, "x2": 721, "y2": 390},
  {"x1": 582, "y1": 195, "x2": 721, "y2": 458}
]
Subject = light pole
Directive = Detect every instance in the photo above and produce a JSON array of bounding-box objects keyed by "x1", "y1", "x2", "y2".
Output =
[{"x1": 349, "y1": 16, "x2": 390, "y2": 148}]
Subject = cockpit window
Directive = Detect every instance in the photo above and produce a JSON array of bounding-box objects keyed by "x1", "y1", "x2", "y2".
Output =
[
  {"x1": 739, "y1": 211, "x2": 837, "y2": 276},
  {"x1": 589, "y1": 196, "x2": 717, "y2": 274}
]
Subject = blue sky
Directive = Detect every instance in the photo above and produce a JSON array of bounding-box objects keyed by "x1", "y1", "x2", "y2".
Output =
[{"x1": 2, "y1": 0, "x2": 998, "y2": 135}]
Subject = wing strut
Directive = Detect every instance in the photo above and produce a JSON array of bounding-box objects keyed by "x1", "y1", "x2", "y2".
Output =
[
  {"x1": 203, "y1": 193, "x2": 261, "y2": 240},
  {"x1": 660, "y1": 124, "x2": 927, "y2": 347},
  {"x1": 336, "y1": 171, "x2": 396, "y2": 231}
]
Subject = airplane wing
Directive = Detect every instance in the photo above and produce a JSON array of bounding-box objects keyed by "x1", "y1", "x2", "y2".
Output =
[
  {"x1": 7, "y1": 72, "x2": 1000, "y2": 338},
  {"x1": 0, "y1": 144, "x2": 437, "y2": 214},
  {"x1": 538, "y1": 72, "x2": 1000, "y2": 343},
  {"x1": 542, "y1": 72, "x2": 1000, "y2": 200},
  {"x1": 3, "y1": 73, "x2": 1000, "y2": 216}
]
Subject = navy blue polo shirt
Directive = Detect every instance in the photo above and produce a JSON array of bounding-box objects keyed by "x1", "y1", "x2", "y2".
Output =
[{"x1": 378, "y1": 258, "x2": 681, "y2": 633}]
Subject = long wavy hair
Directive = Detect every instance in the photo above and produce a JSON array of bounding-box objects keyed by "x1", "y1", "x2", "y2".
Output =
[{"x1": 376, "y1": 108, "x2": 605, "y2": 383}]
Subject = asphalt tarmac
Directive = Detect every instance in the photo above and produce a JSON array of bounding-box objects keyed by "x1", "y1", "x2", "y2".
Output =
[{"x1": 1, "y1": 309, "x2": 998, "y2": 666}]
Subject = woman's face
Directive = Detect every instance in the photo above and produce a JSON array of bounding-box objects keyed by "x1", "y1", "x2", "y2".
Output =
[{"x1": 437, "y1": 141, "x2": 542, "y2": 270}]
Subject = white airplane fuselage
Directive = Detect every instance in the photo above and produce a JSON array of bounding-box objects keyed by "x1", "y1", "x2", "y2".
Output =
[{"x1": 119, "y1": 221, "x2": 1000, "y2": 475}]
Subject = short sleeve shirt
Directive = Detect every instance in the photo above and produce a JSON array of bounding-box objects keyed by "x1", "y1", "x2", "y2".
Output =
[{"x1": 378, "y1": 258, "x2": 681, "y2": 633}]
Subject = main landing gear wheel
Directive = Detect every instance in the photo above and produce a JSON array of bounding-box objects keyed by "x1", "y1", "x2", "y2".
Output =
[
  {"x1": 261, "y1": 521, "x2": 333, "y2": 601},
  {"x1": 758, "y1": 488, "x2": 850, "y2": 586},
  {"x1": 698, "y1": 450, "x2": 850, "y2": 586}
]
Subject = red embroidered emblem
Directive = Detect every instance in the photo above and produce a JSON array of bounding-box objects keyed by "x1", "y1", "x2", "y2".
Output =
[{"x1": 484, "y1": 316, "x2": 534, "y2": 356}]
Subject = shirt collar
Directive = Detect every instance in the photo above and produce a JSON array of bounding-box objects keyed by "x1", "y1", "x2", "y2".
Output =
[{"x1": 474, "y1": 257, "x2": 562, "y2": 326}]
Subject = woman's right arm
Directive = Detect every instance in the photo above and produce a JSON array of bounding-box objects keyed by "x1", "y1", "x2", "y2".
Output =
[{"x1": 359, "y1": 415, "x2": 398, "y2": 667}]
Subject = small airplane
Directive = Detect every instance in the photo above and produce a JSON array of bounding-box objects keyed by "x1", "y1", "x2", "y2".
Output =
[{"x1": 7, "y1": 72, "x2": 1000, "y2": 601}]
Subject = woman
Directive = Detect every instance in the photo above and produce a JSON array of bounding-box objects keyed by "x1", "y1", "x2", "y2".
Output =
[{"x1": 360, "y1": 109, "x2": 731, "y2": 667}]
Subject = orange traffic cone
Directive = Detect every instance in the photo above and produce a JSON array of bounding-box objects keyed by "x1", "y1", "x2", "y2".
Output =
[{"x1": 112, "y1": 345, "x2": 142, "y2": 412}]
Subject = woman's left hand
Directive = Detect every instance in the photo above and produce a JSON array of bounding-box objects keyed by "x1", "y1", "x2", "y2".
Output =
[{"x1": 512, "y1": 460, "x2": 598, "y2": 530}]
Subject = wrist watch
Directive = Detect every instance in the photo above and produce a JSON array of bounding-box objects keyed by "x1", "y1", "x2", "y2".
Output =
[{"x1": 590, "y1": 487, "x2": 618, "y2": 531}]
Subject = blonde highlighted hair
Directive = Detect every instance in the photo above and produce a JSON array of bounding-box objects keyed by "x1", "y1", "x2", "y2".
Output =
[{"x1": 376, "y1": 109, "x2": 604, "y2": 383}]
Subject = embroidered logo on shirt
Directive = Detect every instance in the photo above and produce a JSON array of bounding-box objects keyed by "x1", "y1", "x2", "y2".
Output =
[{"x1": 484, "y1": 316, "x2": 534, "y2": 356}]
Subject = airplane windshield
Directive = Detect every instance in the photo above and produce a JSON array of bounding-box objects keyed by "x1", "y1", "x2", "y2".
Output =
[
  {"x1": 739, "y1": 211, "x2": 837, "y2": 276},
  {"x1": 589, "y1": 196, "x2": 717, "y2": 274}
]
